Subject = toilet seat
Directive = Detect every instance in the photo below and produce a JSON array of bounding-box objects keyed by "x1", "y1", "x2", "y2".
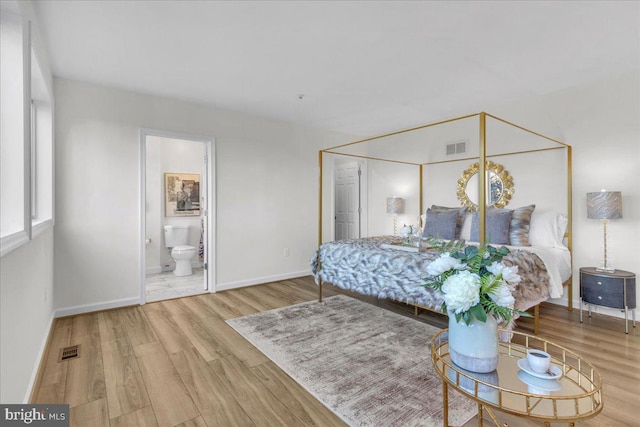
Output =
[{"x1": 172, "y1": 245, "x2": 196, "y2": 253}]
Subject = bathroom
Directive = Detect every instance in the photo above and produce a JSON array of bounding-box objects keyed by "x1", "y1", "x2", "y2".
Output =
[{"x1": 144, "y1": 134, "x2": 209, "y2": 302}]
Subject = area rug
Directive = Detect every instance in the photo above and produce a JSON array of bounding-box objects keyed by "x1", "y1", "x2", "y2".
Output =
[{"x1": 226, "y1": 295, "x2": 476, "y2": 427}]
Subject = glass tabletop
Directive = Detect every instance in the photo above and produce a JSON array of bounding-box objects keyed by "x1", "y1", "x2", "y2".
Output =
[{"x1": 431, "y1": 329, "x2": 603, "y2": 422}]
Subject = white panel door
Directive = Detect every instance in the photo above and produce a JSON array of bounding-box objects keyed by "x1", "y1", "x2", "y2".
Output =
[{"x1": 335, "y1": 161, "x2": 360, "y2": 240}]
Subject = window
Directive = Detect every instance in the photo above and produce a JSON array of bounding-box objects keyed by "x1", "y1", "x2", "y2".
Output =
[
  {"x1": 0, "y1": 3, "x2": 28, "y2": 254},
  {"x1": 0, "y1": 0, "x2": 54, "y2": 256}
]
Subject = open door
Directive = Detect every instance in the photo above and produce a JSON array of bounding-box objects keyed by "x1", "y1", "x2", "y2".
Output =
[{"x1": 140, "y1": 129, "x2": 215, "y2": 303}]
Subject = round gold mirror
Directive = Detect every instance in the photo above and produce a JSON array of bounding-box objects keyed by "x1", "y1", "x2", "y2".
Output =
[{"x1": 456, "y1": 161, "x2": 514, "y2": 211}]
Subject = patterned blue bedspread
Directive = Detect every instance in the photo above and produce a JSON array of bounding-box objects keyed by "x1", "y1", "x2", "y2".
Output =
[
  {"x1": 310, "y1": 236, "x2": 550, "y2": 312},
  {"x1": 310, "y1": 236, "x2": 444, "y2": 309}
]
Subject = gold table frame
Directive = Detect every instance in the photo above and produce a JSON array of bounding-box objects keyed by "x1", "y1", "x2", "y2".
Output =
[{"x1": 431, "y1": 329, "x2": 603, "y2": 426}]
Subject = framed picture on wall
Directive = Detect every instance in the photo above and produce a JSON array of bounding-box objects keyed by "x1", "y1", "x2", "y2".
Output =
[{"x1": 165, "y1": 172, "x2": 200, "y2": 217}]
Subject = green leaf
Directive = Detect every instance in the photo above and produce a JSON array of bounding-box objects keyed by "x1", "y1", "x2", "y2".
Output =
[
  {"x1": 462, "y1": 311, "x2": 471, "y2": 325},
  {"x1": 480, "y1": 274, "x2": 500, "y2": 294},
  {"x1": 465, "y1": 246, "x2": 478, "y2": 258},
  {"x1": 470, "y1": 304, "x2": 487, "y2": 322}
]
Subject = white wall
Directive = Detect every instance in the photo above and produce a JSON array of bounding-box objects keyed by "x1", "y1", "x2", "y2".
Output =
[
  {"x1": 54, "y1": 78, "x2": 352, "y2": 312},
  {"x1": 488, "y1": 71, "x2": 640, "y2": 315},
  {"x1": 367, "y1": 160, "x2": 421, "y2": 236},
  {"x1": 145, "y1": 136, "x2": 205, "y2": 274},
  {"x1": 0, "y1": 228, "x2": 55, "y2": 403},
  {"x1": 424, "y1": 148, "x2": 568, "y2": 213}
]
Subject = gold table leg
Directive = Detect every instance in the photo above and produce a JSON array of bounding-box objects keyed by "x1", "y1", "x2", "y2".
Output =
[
  {"x1": 483, "y1": 406, "x2": 503, "y2": 427},
  {"x1": 442, "y1": 381, "x2": 449, "y2": 427}
]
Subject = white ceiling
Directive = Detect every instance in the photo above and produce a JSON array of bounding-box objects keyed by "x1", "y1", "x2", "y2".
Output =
[{"x1": 33, "y1": 0, "x2": 640, "y2": 136}]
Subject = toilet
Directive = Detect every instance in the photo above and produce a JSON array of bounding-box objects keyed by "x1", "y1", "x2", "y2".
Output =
[{"x1": 163, "y1": 225, "x2": 197, "y2": 276}]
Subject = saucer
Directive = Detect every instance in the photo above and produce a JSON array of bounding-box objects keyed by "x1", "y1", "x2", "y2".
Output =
[
  {"x1": 517, "y1": 358, "x2": 563, "y2": 380},
  {"x1": 517, "y1": 371, "x2": 562, "y2": 392}
]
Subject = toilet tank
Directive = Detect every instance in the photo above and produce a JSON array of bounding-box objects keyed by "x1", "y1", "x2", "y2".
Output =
[{"x1": 163, "y1": 225, "x2": 190, "y2": 247}]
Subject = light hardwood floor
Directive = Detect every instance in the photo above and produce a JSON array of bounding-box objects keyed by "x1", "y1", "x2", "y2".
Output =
[{"x1": 32, "y1": 277, "x2": 639, "y2": 426}]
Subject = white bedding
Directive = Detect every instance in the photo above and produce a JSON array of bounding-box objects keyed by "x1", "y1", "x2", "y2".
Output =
[{"x1": 517, "y1": 245, "x2": 571, "y2": 299}]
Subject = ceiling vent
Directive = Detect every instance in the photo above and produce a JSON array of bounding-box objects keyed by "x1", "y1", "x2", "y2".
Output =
[{"x1": 446, "y1": 141, "x2": 466, "y2": 155}]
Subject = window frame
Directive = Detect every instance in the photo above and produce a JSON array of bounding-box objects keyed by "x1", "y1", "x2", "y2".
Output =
[
  {"x1": 30, "y1": 46, "x2": 55, "y2": 238},
  {"x1": 0, "y1": 6, "x2": 55, "y2": 257}
]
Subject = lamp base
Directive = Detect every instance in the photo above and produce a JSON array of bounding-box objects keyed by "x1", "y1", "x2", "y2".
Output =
[{"x1": 596, "y1": 266, "x2": 616, "y2": 273}]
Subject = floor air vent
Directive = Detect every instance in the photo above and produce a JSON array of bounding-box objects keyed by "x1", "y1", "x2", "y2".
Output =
[{"x1": 58, "y1": 345, "x2": 80, "y2": 362}]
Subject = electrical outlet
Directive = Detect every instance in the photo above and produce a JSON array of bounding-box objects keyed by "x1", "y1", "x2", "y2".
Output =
[{"x1": 283, "y1": 247, "x2": 290, "y2": 257}]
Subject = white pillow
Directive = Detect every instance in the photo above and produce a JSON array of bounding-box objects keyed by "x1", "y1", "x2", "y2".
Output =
[{"x1": 529, "y1": 211, "x2": 568, "y2": 248}]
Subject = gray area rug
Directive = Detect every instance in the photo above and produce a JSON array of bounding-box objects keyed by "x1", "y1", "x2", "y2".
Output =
[{"x1": 226, "y1": 295, "x2": 475, "y2": 427}]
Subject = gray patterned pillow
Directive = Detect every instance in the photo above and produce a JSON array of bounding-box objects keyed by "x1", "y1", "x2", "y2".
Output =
[
  {"x1": 508, "y1": 204, "x2": 536, "y2": 246},
  {"x1": 470, "y1": 210, "x2": 513, "y2": 245},
  {"x1": 424, "y1": 209, "x2": 459, "y2": 240},
  {"x1": 430, "y1": 205, "x2": 467, "y2": 239},
  {"x1": 487, "y1": 205, "x2": 536, "y2": 246}
]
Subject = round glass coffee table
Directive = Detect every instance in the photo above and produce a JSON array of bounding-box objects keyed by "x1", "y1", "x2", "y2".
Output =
[{"x1": 431, "y1": 329, "x2": 603, "y2": 426}]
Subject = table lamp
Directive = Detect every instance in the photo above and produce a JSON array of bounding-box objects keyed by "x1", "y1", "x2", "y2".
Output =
[
  {"x1": 587, "y1": 190, "x2": 622, "y2": 272},
  {"x1": 386, "y1": 197, "x2": 404, "y2": 235}
]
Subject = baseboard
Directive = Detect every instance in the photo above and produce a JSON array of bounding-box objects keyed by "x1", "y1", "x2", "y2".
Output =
[
  {"x1": 25, "y1": 314, "x2": 55, "y2": 403},
  {"x1": 152, "y1": 260, "x2": 202, "y2": 274},
  {"x1": 215, "y1": 270, "x2": 310, "y2": 292},
  {"x1": 546, "y1": 296, "x2": 630, "y2": 321},
  {"x1": 54, "y1": 296, "x2": 141, "y2": 318},
  {"x1": 574, "y1": 300, "x2": 629, "y2": 320},
  {"x1": 146, "y1": 266, "x2": 162, "y2": 275}
]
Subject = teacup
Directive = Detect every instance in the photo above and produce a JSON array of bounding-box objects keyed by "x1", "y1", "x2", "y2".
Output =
[{"x1": 527, "y1": 349, "x2": 551, "y2": 374}]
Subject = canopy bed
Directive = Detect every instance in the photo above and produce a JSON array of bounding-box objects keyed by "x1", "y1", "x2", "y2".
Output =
[{"x1": 311, "y1": 112, "x2": 572, "y2": 334}]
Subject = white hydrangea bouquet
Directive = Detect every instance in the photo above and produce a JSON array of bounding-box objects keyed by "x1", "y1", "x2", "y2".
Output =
[{"x1": 423, "y1": 241, "x2": 529, "y2": 325}]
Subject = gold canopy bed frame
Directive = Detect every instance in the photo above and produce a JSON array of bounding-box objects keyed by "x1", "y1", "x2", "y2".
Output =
[{"x1": 315, "y1": 112, "x2": 573, "y2": 331}]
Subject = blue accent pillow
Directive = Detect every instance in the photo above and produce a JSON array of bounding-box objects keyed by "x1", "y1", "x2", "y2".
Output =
[
  {"x1": 470, "y1": 210, "x2": 514, "y2": 245},
  {"x1": 424, "y1": 209, "x2": 459, "y2": 240},
  {"x1": 430, "y1": 205, "x2": 467, "y2": 239}
]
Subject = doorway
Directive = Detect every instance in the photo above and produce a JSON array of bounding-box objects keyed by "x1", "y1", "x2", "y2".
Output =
[
  {"x1": 140, "y1": 129, "x2": 216, "y2": 303},
  {"x1": 334, "y1": 157, "x2": 367, "y2": 240}
]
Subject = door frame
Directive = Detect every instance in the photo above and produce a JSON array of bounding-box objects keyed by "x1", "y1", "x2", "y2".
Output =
[
  {"x1": 139, "y1": 128, "x2": 217, "y2": 304},
  {"x1": 331, "y1": 155, "x2": 368, "y2": 240}
]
